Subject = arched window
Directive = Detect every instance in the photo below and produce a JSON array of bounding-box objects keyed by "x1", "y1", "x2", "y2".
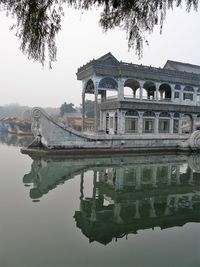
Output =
[
  {"x1": 175, "y1": 84, "x2": 181, "y2": 90},
  {"x1": 159, "y1": 112, "x2": 171, "y2": 117},
  {"x1": 184, "y1": 86, "x2": 194, "y2": 92},
  {"x1": 98, "y1": 77, "x2": 118, "y2": 90},
  {"x1": 183, "y1": 86, "x2": 194, "y2": 101},
  {"x1": 143, "y1": 111, "x2": 155, "y2": 117},
  {"x1": 85, "y1": 79, "x2": 95, "y2": 94},
  {"x1": 174, "y1": 112, "x2": 180, "y2": 118},
  {"x1": 125, "y1": 110, "x2": 139, "y2": 116}
]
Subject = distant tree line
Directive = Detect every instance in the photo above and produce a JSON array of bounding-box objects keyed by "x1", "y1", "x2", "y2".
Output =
[{"x1": 0, "y1": 101, "x2": 95, "y2": 120}]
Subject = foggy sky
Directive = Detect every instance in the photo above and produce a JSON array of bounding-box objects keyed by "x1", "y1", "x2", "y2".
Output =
[{"x1": 0, "y1": 6, "x2": 199, "y2": 108}]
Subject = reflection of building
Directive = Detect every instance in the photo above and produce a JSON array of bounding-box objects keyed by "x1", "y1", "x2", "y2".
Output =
[
  {"x1": 23, "y1": 153, "x2": 200, "y2": 244},
  {"x1": 0, "y1": 132, "x2": 33, "y2": 147},
  {"x1": 74, "y1": 157, "x2": 200, "y2": 245},
  {"x1": 78, "y1": 53, "x2": 200, "y2": 134}
]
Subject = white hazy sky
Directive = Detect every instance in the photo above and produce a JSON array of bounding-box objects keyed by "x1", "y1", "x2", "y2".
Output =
[{"x1": 0, "y1": 5, "x2": 200, "y2": 107}]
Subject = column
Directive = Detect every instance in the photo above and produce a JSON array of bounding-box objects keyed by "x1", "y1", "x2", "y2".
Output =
[
  {"x1": 171, "y1": 85, "x2": 175, "y2": 102},
  {"x1": 82, "y1": 91, "x2": 85, "y2": 132},
  {"x1": 170, "y1": 113, "x2": 174, "y2": 134},
  {"x1": 155, "y1": 112, "x2": 159, "y2": 134},
  {"x1": 94, "y1": 87, "x2": 98, "y2": 132},
  {"x1": 138, "y1": 111, "x2": 144, "y2": 134},
  {"x1": 155, "y1": 82, "x2": 160, "y2": 101},
  {"x1": 178, "y1": 115, "x2": 183, "y2": 134},
  {"x1": 118, "y1": 78, "x2": 124, "y2": 101},
  {"x1": 140, "y1": 86, "x2": 143, "y2": 100}
]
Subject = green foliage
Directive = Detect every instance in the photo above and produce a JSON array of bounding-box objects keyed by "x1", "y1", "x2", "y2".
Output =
[
  {"x1": 0, "y1": 0, "x2": 198, "y2": 65},
  {"x1": 60, "y1": 102, "x2": 76, "y2": 116}
]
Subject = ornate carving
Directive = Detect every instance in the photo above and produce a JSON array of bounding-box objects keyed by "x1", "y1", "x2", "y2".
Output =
[
  {"x1": 32, "y1": 108, "x2": 42, "y2": 119},
  {"x1": 189, "y1": 130, "x2": 200, "y2": 149},
  {"x1": 188, "y1": 154, "x2": 200, "y2": 172},
  {"x1": 31, "y1": 108, "x2": 42, "y2": 138}
]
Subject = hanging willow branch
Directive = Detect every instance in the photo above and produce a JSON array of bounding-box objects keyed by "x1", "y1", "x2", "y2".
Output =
[{"x1": 0, "y1": 0, "x2": 198, "y2": 66}]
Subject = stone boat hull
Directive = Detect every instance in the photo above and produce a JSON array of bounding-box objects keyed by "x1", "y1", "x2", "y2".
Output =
[{"x1": 21, "y1": 108, "x2": 200, "y2": 155}]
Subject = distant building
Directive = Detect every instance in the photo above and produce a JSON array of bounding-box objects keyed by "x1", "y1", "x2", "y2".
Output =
[{"x1": 60, "y1": 112, "x2": 94, "y2": 132}]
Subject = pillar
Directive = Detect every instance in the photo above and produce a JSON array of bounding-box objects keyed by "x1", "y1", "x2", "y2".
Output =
[
  {"x1": 94, "y1": 87, "x2": 98, "y2": 132},
  {"x1": 138, "y1": 112, "x2": 144, "y2": 134},
  {"x1": 178, "y1": 115, "x2": 183, "y2": 134},
  {"x1": 140, "y1": 86, "x2": 143, "y2": 100},
  {"x1": 82, "y1": 91, "x2": 85, "y2": 132},
  {"x1": 118, "y1": 78, "x2": 124, "y2": 101},
  {"x1": 192, "y1": 114, "x2": 198, "y2": 132},
  {"x1": 170, "y1": 113, "x2": 174, "y2": 134},
  {"x1": 154, "y1": 112, "x2": 159, "y2": 134}
]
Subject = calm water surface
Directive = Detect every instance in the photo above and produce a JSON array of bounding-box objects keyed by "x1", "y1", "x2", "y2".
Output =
[{"x1": 0, "y1": 133, "x2": 200, "y2": 267}]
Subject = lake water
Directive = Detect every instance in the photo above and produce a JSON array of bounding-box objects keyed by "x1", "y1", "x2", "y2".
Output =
[{"x1": 1, "y1": 133, "x2": 200, "y2": 267}]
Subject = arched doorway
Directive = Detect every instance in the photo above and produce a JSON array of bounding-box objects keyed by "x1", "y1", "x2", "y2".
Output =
[
  {"x1": 143, "y1": 81, "x2": 156, "y2": 100},
  {"x1": 159, "y1": 83, "x2": 171, "y2": 100},
  {"x1": 124, "y1": 79, "x2": 140, "y2": 99}
]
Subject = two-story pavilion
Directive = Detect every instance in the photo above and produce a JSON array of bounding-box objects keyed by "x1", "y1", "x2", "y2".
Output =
[{"x1": 77, "y1": 53, "x2": 200, "y2": 136}]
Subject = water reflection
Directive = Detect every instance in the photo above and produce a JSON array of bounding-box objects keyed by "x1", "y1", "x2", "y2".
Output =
[
  {"x1": 0, "y1": 132, "x2": 33, "y2": 147},
  {"x1": 23, "y1": 153, "x2": 200, "y2": 245}
]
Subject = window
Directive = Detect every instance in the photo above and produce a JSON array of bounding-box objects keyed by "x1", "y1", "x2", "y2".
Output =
[
  {"x1": 175, "y1": 92, "x2": 180, "y2": 99},
  {"x1": 125, "y1": 118, "x2": 138, "y2": 133},
  {"x1": 183, "y1": 93, "x2": 193, "y2": 101},
  {"x1": 159, "y1": 119, "x2": 170, "y2": 133},
  {"x1": 143, "y1": 119, "x2": 154, "y2": 133}
]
